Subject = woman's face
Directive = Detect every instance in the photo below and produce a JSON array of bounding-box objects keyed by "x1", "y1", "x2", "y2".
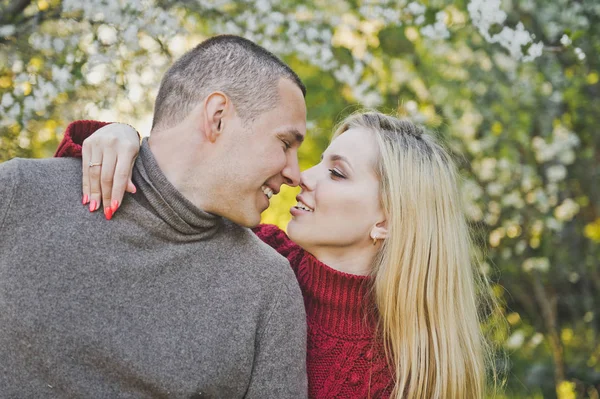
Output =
[{"x1": 287, "y1": 127, "x2": 385, "y2": 252}]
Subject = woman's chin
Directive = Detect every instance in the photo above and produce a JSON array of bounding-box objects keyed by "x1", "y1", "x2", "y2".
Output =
[
  {"x1": 286, "y1": 221, "x2": 305, "y2": 246},
  {"x1": 286, "y1": 220, "x2": 298, "y2": 239}
]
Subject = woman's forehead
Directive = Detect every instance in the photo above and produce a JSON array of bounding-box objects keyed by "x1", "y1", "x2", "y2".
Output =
[{"x1": 326, "y1": 128, "x2": 378, "y2": 164}]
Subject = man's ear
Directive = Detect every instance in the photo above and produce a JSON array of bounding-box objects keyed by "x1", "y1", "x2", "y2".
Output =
[{"x1": 203, "y1": 91, "x2": 228, "y2": 143}]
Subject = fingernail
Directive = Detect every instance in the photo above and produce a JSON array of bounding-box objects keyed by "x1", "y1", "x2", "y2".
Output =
[
  {"x1": 89, "y1": 200, "x2": 97, "y2": 212},
  {"x1": 132, "y1": 185, "x2": 137, "y2": 194},
  {"x1": 82, "y1": 194, "x2": 89, "y2": 205},
  {"x1": 104, "y1": 207, "x2": 113, "y2": 220},
  {"x1": 111, "y1": 199, "x2": 119, "y2": 213}
]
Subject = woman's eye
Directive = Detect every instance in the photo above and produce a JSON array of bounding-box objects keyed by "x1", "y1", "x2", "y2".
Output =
[{"x1": 328, "y1": 168, "x2": 345, "y2": 179}]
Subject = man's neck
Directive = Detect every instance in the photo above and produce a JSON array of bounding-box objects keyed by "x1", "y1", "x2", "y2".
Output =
[{"x1": 147, "y1": 131, "x2": 214, "y2": 211}]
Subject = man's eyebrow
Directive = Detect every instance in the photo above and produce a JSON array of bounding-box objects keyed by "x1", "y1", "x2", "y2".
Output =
[{"x1": 280, "y1": 128, "x2": 305, "y2": 144}]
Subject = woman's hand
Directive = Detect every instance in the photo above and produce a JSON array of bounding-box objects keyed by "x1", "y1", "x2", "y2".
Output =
[{"x1": 82, "y1": 123, "x2": 140, "y2": 219}]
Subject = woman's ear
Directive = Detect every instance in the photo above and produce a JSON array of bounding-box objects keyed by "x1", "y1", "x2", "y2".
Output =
[
  {"x1": 370, "y1": 220, "x2": 389, "y2": 242},
  {"x1": 369, "y1": 220, "x2": 388, "y2": 245},
  {"x1": 203, "y1": 91, "x2": 227, "y2": 143}
]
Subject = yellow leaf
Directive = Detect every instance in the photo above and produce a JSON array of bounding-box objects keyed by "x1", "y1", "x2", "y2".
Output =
[
  {"x1": 506, "y1": 312, "x2": 521, "y2": 325},
  {"x1": 0, "y1": 76, "x2": 12, "y2": 89},
  {"x1": 29, "y1": 57, "x2": 44, "y2": 71},
  {"x1": 557, "y1": 381, "x2": 576, "y2": 399},
  {"x1": 561, "y1": 328, "x2": 573, "y2": 344},
  {"x1": 584, "y1": 218, "x2": 600, "y2": 242},
  {"x1": 491, "y1": 122, "x2": 503, "y2": 135},
  {"x1": 38, "y1": 0, "x2": 49, "y2": 11},
  {"x1": 22, "y1": 82, "x2": 32, "y2": 96}
]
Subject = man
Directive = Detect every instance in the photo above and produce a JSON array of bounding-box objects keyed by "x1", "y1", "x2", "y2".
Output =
[{"x1": 0, "y1": 35, "x2": 308, "y2": 398}]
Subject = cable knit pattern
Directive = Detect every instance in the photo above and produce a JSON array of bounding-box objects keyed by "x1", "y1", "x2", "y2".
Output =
[
  {"x1": 54, "y1": 120, "x2": 112, "y2": 157},
  {"x1": 254, "y1": 225, "x2": 394, "y2": 399},
  {"x1": 56, "y1": 122, "x2": 394, "y2": 398}
]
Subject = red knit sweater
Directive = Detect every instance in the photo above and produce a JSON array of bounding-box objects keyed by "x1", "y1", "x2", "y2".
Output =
[
  {"x1": 253, "y1": 225, "x2": 394, "y2": 399},
  {"x1": 56, "y1": 121, "x2": 394, "y2": 399}
]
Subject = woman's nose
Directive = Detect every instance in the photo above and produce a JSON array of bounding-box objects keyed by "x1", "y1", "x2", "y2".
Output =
[{"x1": 299, "y1": 166, "x2": 317, "y2": 191}]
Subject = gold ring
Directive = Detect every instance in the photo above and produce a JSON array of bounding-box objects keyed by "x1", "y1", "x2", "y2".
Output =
[{"x1": 88, "y1": 162, "x2": 102, "y2": 167}]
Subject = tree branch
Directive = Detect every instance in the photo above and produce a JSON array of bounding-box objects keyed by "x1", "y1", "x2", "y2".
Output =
[
  {"x1": 531, "y1": 272, "x2": 566, "y2": 395},
  {"x1": 0, "y1": 0, "x2": 33, "y2": 24}
]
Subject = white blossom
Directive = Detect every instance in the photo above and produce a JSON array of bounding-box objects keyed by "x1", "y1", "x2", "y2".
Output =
[
  {"x1": 420, "y1": 12, "x2": 450, "y2": 40},
  {"x1": 546, "y1": 164, "x2": 567, "y2": 183},
  {"x1": 560, "y1": 34, "x2": 572, "y2": 46},
  {"x1": 486, "y1": 182, "x2": 503, "y2": 197},
  {"x1": 468, "y1": 0, "x2": 542, "y2": 61},
  {"x1": 406, "y1": 2, "x2": 426, "y2": 16},
  {"x1": 506, "y1": 330, "x2": 525, "y2": 349},
  {"x1": 545, "y1": 217, "x2": 563, "y2": 231},
  {"x1": 9, "y1": 103, "x2": 21, "y2": 119},
  {"x1": 575, "y1": 47, "x2": 586, "y2": 60},
  {"x1": 554, "y1": 198, "x2": 580, "y2": 221},
  {"x1": 522, "y1": 257, "x2": 550, "y2": 273},
  {"x1": 51, "y1": 66, "x2": 72, "y2": 90},
  {"x1": 502, "y1": 191, "x2": 525, "y2": 209},
  {"x1": 477, "y1": 157, "x2": 497, "y2": 181},
  {"x1": 0, "y1": 25, "x2": 16, "y2": 37},
  {"x1": 529, "y1": 333, "x2": 544, "y2": 348},
  {"x1": 523, "y1": 41, "x2": 544, "y2": 62},
  {"x1": 1, "y1": 93, "x2": 14, "y2": 108}
]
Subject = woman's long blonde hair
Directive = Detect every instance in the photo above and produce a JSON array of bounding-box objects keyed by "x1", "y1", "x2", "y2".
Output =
[{"x1": 333, "y1": 112, "x2": 497, "y2": 399}]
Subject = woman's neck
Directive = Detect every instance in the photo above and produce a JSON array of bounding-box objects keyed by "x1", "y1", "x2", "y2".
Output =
[{"x1": 306, "y1": 244, "x2": 377, "y2": 276}]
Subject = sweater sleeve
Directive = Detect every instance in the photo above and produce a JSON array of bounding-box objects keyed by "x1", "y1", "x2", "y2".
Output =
[
  {"x1": 252, "y1": 224, "x2": 304, "y2": 273},
  {"x1": 0, "y1": 159, "x2": 20, "y2": 232},
  {"x1": 244, "y1": 280, "x2": 308, "y2": 399},
  {"x1": 54, "y1": 120, "x2": 113, "y2": 158}
]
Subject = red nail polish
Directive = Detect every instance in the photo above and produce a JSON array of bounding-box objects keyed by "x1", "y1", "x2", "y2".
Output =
[
  {"x1": 89, "y1": 200, "x2": 97, "y2": 212},
  {"x1": 111, "y1": 199, "x2": 119, "y2": 213},
  {"x1": 82, "y1": 194, "x2": 89, "y2": 205},
  {"x1": 104, "y1": 207, "x2": 113, "y2": 220}
]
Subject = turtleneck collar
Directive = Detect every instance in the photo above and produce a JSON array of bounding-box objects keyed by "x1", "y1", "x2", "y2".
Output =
[
  {"x1": 131, "y1": 138, "x2": 223, "y2": 241},
  {"x1": 298, "y1": 251, "x2": 378, "y2": 339}
]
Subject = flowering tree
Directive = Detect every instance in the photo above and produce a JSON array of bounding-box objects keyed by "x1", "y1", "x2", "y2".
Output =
[{"x1": 1, "y1": 0, "x2": 598, "y2": 397}]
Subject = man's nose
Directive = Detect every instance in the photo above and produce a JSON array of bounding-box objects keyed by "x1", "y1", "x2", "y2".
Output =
[{"x1": 282, "y1": 153, "x2": 301, "y2": 187}]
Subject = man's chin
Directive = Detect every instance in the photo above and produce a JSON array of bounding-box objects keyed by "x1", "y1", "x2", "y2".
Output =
[{"x1": 228, "y1": 211, "x2": 261, "y2": 228}]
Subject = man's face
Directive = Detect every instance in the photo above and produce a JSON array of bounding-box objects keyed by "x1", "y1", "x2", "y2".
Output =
[{"x1": 212, "y1": 78, "x2": 307, "y2": 227}]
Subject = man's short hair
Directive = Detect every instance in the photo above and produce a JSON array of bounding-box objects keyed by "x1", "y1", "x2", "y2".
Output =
[{"x1": 152, "y1": 35, "x2": 306, "y2": 130}]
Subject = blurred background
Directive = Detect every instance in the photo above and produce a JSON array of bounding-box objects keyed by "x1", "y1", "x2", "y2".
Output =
[{"x1": 1, "y1": 0, "x2": 598, "y2": 397}]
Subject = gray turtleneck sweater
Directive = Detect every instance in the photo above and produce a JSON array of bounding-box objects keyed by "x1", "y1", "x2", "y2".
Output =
[{"x1": 0, "y1": 140, "x2": 307, "y2": 398}]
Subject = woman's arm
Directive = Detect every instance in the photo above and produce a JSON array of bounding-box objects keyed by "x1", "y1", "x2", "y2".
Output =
[
  {"x1": 55, "y1": 121, "x2": 140, "y2": 219},
  {"x1": 253, "y1": 224, "x2": 304, "y2": 273},
  {"x1": 55, "y1": 120, "x2": 113, "y2": 157}
]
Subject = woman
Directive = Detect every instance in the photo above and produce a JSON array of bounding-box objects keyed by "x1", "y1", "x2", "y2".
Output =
[{"x1": 56, "y1": 112, "x2": 495, "y2": 398}]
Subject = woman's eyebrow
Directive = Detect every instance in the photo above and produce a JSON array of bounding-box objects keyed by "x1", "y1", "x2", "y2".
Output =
[{"x1": 321, "y1": 153, "x2": 354, "y2": 172}]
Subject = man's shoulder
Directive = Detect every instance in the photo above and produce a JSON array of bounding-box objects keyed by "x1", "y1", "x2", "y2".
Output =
[
  {"x1": 2, "y1": 157, "x2": 81, "y2": 181},
  {"x1": 0, "y1": 157, "x2": 81, "y2": 200},
  {"x1": 220, "y1": 220, "x2": 296, "y2": 281}
]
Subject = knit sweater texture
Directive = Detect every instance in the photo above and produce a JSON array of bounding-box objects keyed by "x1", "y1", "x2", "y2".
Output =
[
  {"x1": 0, "y1": 132, "x2": 308, "y2": 398},
  {"x1": 56, "y1": 120, "x2": 395, "y2": 398},
  {"x1": 254, "y1": 225, "x2": 394, "y2": 399}
]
